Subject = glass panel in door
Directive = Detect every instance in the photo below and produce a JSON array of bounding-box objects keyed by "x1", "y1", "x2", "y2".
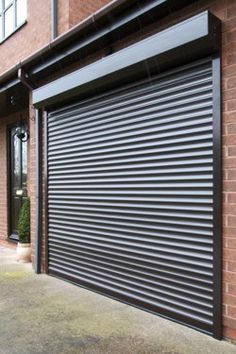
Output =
[{"x1": 9, "y1": 125, "x2": 28, "y2": 240}]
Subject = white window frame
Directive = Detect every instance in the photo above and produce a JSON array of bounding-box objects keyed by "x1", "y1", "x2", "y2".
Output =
[{"x1": 0, "y1": 0, "x2": 27, "y2": 42}]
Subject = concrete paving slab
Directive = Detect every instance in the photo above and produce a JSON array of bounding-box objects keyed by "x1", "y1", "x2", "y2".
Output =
[{"x1": 0, "y1": 245, "x2": 235, "y2": 354}]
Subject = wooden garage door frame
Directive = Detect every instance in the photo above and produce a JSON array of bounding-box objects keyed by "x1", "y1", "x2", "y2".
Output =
[{"x1": 33, "y1": 12, "x2": 221, "y2": 338}]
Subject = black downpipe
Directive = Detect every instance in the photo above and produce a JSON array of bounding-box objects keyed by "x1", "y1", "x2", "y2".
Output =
[
  {"x1": 51, "y1": 0, "x2": 57, "y2": 40},
  {"x1": 35, "y1": 109, "x2": 42, "y2": 274}
]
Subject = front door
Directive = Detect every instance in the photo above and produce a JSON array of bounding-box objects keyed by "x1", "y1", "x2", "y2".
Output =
[{"x1": 9, "y1": 125, "x2": 28, "y2": 241}]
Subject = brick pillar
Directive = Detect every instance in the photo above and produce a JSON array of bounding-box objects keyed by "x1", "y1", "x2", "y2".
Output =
[{"x1": 222, "y1": 0, "x2": 236, "y2": 339}]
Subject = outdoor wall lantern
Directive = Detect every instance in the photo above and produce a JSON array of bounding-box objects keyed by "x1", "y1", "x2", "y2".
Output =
[{"x1": 15, "y1": 125, "x2": 29, "y2": 142}]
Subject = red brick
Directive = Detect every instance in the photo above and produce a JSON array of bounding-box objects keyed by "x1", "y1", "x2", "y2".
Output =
[
  {"x1": 228, "y1": 147, "x2": 236, "y2": 156},
  {"x1": 224, "y1": 205, "x2": 236, "y2": 215},
  {"x1": 225, "y1": 29, "x2": 236, "y2": 44},
  {"x1": 227, "y1": 261, "x2": 236, "y2": 273},
  {"x1": 223, "y1": 87, "x2": 236, "y2": 100},
  {"x1": 228, "y1": 306, "x2": 236, "y2": 318},
  {"x1": 224, "y1": 15, "x2": 236, "y2": 31},
  {"x1": 223, "y1": 316, "x2": 236, "y2": 330},
  {"x1": 225, "y1": 227, "x2": 236, "y2": 237},
  {"x1": 227, "y1": 99, "x2": 236, "y2": 111},
  {"x1": 224, "y1": 248, "x2": 236, "y2": 260},
  {"x1": 227, "y1": 77, "x2": 236, "y2": 89},
  {"x1": 223, "y1": 64, "x2": 236, "y2": 78},
  {"x1": 228, "y1": 216, "x2": 236, "y2": 227},
  {"x1": 223, "y1": 135, "x2": 236, "y2": 146},
  {"x1": 222, "y1": 112, "x2": 236, "y2": 124},
  {"x1": 224, "y1": 157, "x2": 236, "y2": 168},
  {"x1": 69, "y1": 0, "x2": 111, "y2": 29},
  {"x1": 224, "y1": 326, "x2": 236, "y2": 340},
  {"x1": 227, "y1": 5, "x2": 236, "y2": 20},
  {"x1": 225, "y1": 238, "x2": 236, "y2": 248},
  {"x1": 228, "y1": 283, "x2": 236, "y2": 294},
  {"x1": 226, "y1": 54, "x2": 236, "y2": 68},
  {"x1": 224, "y1": 294, "x2": 236, "y2": 307},
  {"x1": 228, "y1": 193, "x2": 236, "y2": 203},
  {"x1": 224, "y1": 271, "x2": 236, "y2": 283},
  {"x1": 227, "y1": 124, "x2": 236, "y2": 134},
  {"x1": 223, "y1": 181, "x2": 236, "y2": 191}
]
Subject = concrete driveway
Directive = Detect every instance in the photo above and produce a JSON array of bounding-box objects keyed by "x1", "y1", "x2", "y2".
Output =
[{"x1": 0, "y1": 245, "x2": 235, "y2": 354}]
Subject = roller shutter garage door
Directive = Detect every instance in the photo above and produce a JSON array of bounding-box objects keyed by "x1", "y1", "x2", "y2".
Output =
[{"x1": 47, "y1": 58, "x2": 220, "y2": 336}]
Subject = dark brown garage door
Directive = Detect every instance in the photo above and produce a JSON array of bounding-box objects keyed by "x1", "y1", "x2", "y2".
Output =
[{"x1": 46, "y1": 57, "x2": 221, "y2": 338}]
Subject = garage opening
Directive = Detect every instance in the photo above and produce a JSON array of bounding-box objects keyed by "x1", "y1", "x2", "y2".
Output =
[{"x1": 46, "y1": 57, "x2": 221, "y2": 338}]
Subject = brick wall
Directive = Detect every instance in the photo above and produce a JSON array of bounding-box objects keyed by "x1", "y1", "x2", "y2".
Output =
[
  {"x1": 57, "y1": 0, "x2": 70, "y2": 36},
  {"x1": 182, "y1": 0, "x2": 236, "y2": 342},
  {"x1": 222, "y1": 0, "x2": 236, "y2": 330},
  {"x1": 57, "y1": 0, "x2": 113, "y2": 36},
  {"x1": 69, "y1": 0, "x2": 112, "y2": 29}
]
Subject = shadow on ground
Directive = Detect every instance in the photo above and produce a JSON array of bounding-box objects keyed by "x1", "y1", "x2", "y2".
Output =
[{"x1": 0, "y1": 246, "x2": 235, "y2": 354}]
